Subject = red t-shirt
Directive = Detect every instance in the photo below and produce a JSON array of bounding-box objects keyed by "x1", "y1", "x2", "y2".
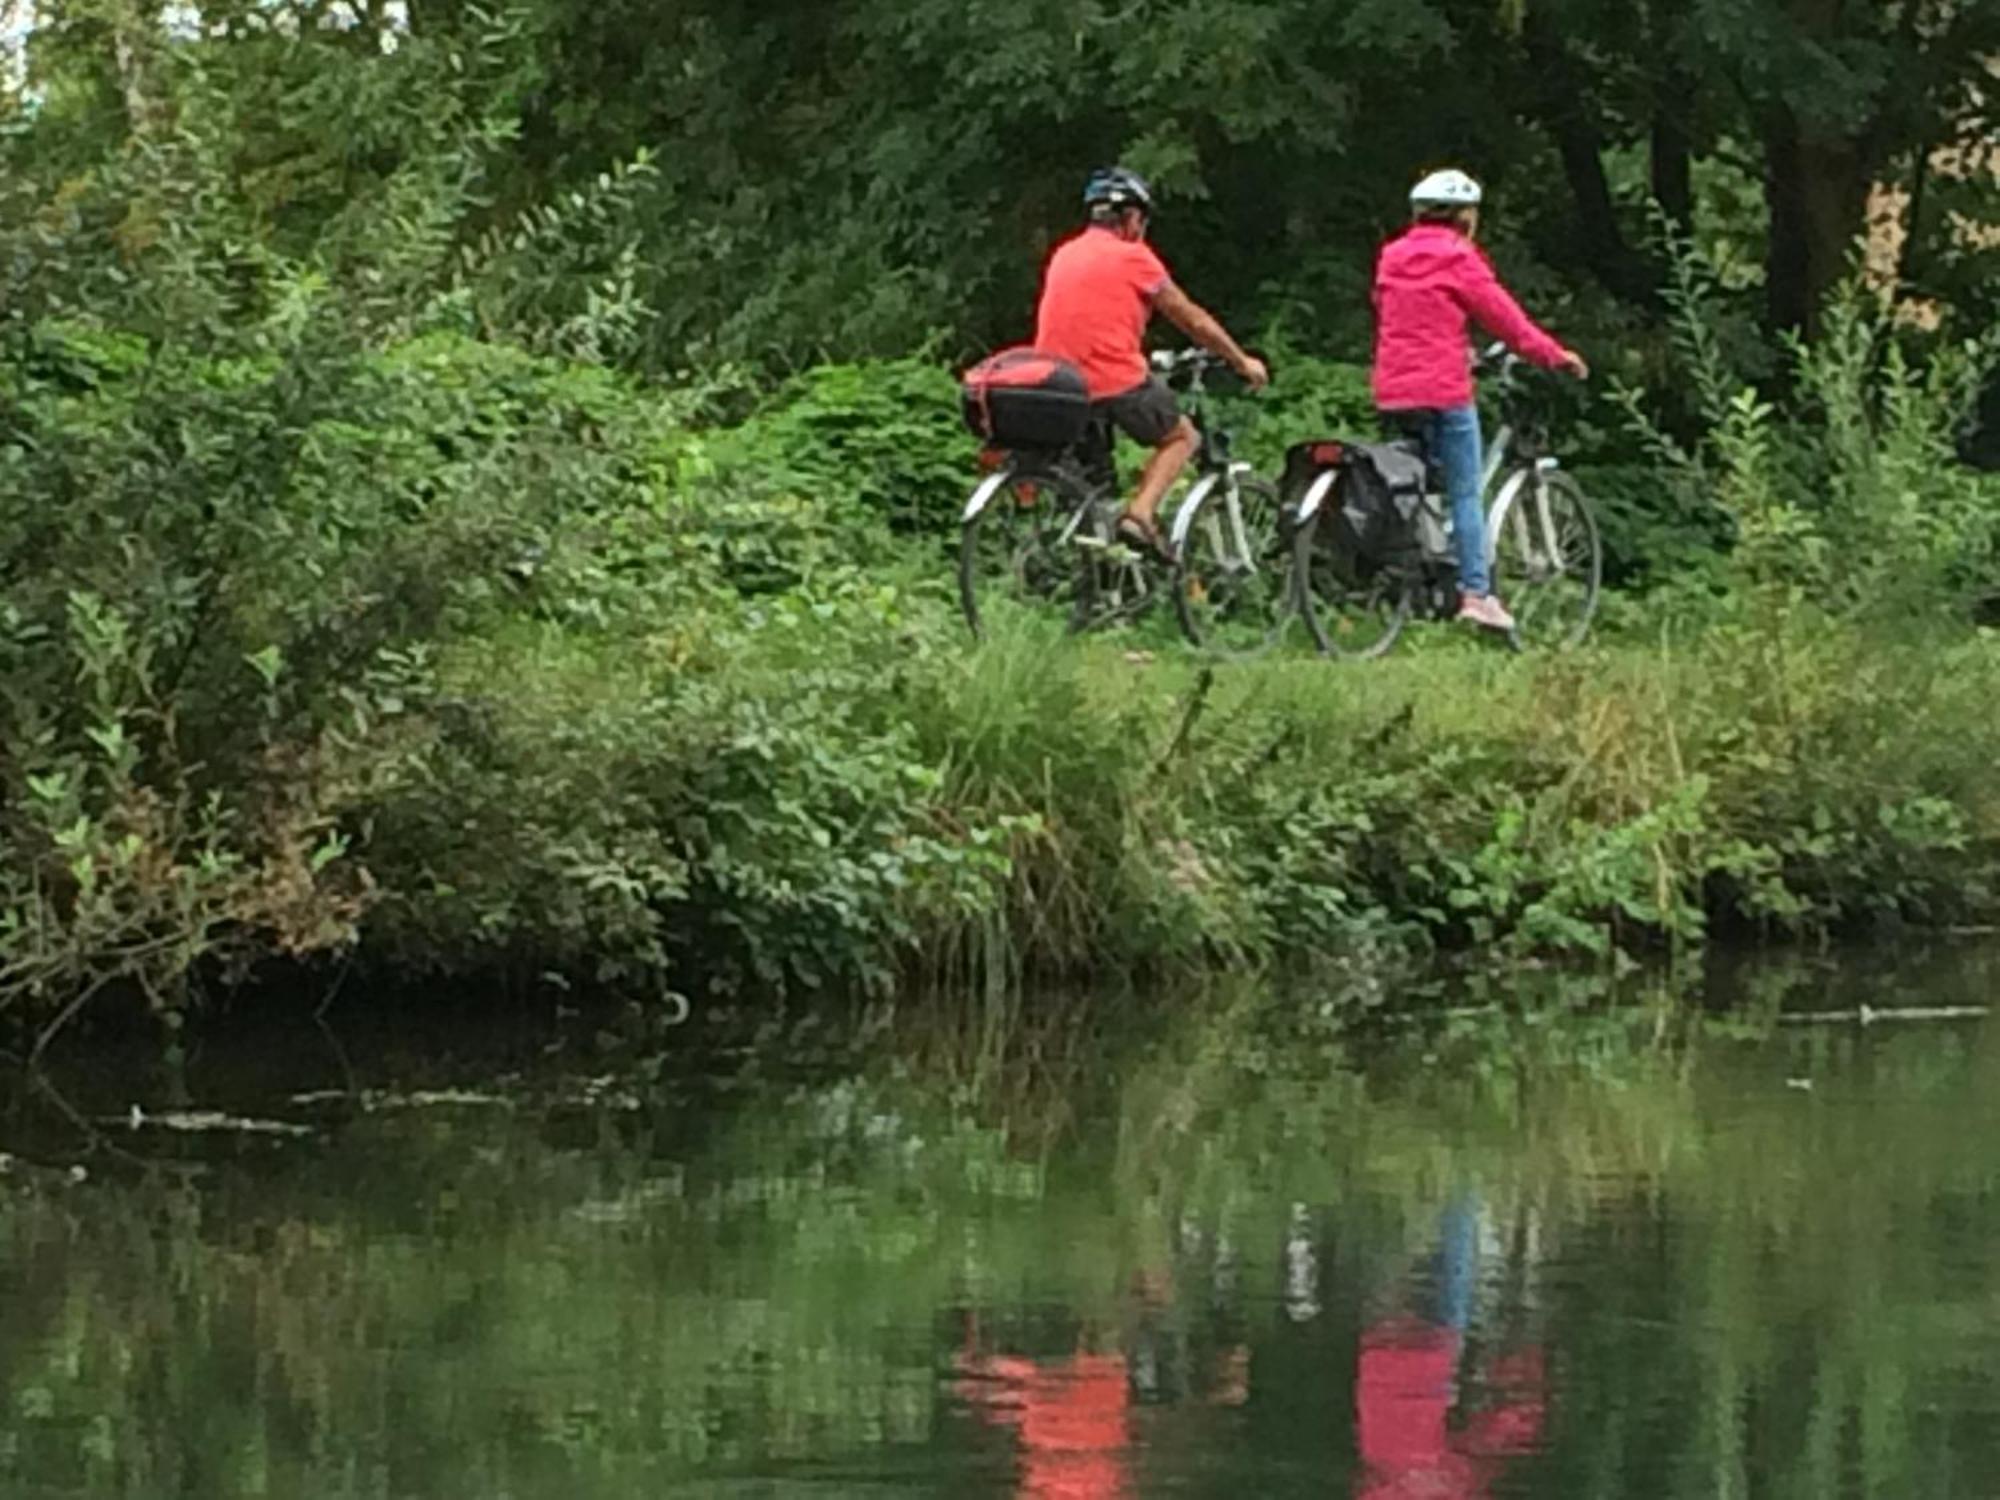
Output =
[{"x1": 1033, "y1": 226, "x2": 1172, "y2": 400}]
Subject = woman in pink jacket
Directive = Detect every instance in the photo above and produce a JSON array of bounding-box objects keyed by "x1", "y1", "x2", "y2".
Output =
[{"x1": 1372, "y1": 170, "x2": 1589, "y2": 632}]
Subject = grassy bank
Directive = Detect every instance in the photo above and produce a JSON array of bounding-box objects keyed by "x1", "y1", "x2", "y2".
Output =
[
  {"x1": 381, "y1": 592, "x2": 2000, "y2": 1006},
  {"x1": 3, "y1": 307, "x2": 1999, "y2": 1041}
]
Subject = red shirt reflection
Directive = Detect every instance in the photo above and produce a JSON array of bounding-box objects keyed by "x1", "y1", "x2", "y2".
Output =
[{"x1": 955, "y1": 1349, "x2": 1132, "y2": 1500}]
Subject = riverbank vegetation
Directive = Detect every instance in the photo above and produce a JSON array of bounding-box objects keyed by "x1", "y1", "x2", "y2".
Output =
[{"x1": 1, "y1": 3, "x2": 1998, "y2": 1040}]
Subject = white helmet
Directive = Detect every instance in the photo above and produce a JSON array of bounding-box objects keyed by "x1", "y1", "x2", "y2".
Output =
[{"x1": 1410, "y1": 169, "x2": 1483, "y2": 209}]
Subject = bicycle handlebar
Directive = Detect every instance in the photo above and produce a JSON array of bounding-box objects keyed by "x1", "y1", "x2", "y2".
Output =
[
  {"x1": 1474, "y1": 340, "x2": 1522, "y2": 379},
  {"x1": 1149, "y1": 348, "x2": 1230, "y2": 376},
  {"x1": 1149, "y1": 348, "x2": 1269, "y2": 401}
]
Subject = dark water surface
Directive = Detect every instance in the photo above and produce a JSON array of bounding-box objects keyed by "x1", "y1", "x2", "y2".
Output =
[{"x1": 5, "y1": 953, "x2": 2000, "y2": 1498}]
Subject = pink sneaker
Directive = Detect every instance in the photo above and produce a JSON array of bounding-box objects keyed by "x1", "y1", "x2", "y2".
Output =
[{"x1": 1458, "y1": 592, "x2": 1516, "y2": 631}]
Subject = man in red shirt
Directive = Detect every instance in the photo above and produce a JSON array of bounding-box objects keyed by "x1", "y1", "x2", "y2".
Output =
[{"x1": 1034, "y1": 168, "x2": 1269, "y2": 564}]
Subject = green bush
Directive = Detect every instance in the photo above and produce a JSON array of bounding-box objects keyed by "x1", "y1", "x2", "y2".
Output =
[
  {"x1": 703, "y1": 359, "x2": 972, "y2": 538},
  {"x1": 1212, "y1": 351, "x2": 1376, "y2": 472},
  {"x1": 7, "y1": 77, "x2": 2000, "y2": 1048},
  {"x1": 1617, "y1": 241, "x2": 2000, "y2": 623}
]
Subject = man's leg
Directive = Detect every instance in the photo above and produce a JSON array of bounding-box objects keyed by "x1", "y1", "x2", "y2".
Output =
[
  {"x1": 1099, "y1": 378, "x2": 1191, "y2": 562},
  {"x1": 1126, "y1": 415, "x2": 1198, "y2": 528}
]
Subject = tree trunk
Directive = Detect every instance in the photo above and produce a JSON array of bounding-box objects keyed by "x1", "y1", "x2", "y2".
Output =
[
  {"x1": 106, "y1": 0, "x2": 162, "y2": 135},
  {"x1": 1645, "y1": 0, "x2": 1697, "y2": 236},
  {"x1": 1649, "y1": 72, "x2": 1695, "y2": 234},
  {"x1": 1763, "y1": 109, "x2": 1871, "y2": 337},
  {"x1": 1521, "y1": 13, "x2": 1659, "y2": 305}
]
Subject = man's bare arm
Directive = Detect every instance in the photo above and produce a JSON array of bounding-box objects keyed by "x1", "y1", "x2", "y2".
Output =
[{"x1": 1154, "y1": 283, "x2": 1269, "y2": 389}]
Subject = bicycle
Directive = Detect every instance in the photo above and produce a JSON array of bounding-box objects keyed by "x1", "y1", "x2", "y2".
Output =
[
  {"x1": 1289, "y1": 343, "x2": 1602, "y2": 658},
  {"x1": 1159, "y1": 350, "x2": 1287, "y2": 658},
  {"x1": 957, "y1": 349, "x2": 1266, "y2": 642}
]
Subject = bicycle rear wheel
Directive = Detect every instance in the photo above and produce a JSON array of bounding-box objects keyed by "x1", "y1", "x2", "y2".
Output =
[
  {"x1": 1294, "y1": 510, "x2": 1412, "y2": 659},
  {"x1": 1172, "y1": 475, "x2": 1292, "y2": 657},
  {"x1": 1489, "y1": 468, "x2": 1601, "y2": 649},
  {"x1": 957, "y1": 466, "x2": 1093, "y2": 640}
]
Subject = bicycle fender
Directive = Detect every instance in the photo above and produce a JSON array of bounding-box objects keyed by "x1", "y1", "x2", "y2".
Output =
[
  {"x1": 1483, "y1": 468, "x2": 1531, "y2": 565},
  {"x1": 1167, "y1": 473, "x2": 1224, "y2": 552},
  {"x1": 1295, "y1": 470, "x2": 1339, "y2": 525},
  {"x1": 961, "y1": 469, "x2": 1016, "y2": 525}
]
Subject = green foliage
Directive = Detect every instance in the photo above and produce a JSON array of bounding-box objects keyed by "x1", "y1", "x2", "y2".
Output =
[
  {"x1": 1618, "y1": 234, "x2": 2000, "y2": 622},
  {"x1": 2, "y1": 0, "x2": 2000, "y2": 1046},
  {"x1": 1213, "y1": 352, "x2": 1377, "y2": 471},
  {"x1": 704, "y1": 359, "x2": 972, "y2": 537}
]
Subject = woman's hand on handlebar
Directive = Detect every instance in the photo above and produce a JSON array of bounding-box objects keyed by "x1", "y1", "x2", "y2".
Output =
[
  {"x1": 1236, "y1": 354, "x2": 1271, "y2": 391},
  {"x1": 1558, "y1": 348, "x2": 1590, "y2": 380}
]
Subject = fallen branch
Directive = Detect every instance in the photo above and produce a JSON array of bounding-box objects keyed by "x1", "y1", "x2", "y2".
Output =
[{"x1": 1777, "y1": 1004, "x2": 1989, "y2": 1025}]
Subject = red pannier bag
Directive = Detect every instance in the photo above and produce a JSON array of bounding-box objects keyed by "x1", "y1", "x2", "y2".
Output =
[{"x1": 960, "y1": 348, "x2": 1092, "y2": 450}]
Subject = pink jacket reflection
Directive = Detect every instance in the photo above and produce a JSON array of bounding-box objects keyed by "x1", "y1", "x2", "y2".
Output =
[{"x1": 1355, "y1": 1316, "x2": 1545, "y2": 1499}]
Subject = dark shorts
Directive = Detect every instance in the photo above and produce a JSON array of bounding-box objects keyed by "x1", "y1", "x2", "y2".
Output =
[{"x1": 1094, "y1": 376, "x2": 1181, "y2": 447}]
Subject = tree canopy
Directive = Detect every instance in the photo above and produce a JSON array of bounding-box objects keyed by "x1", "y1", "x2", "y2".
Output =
[{"x1": 8, "y1": 0, "x2": 1995, "y2": 371}]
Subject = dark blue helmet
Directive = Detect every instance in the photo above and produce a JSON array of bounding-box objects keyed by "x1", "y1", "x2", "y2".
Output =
[{"x1": 1083, "y1": 167, "x2": 1154, "y2": 217}]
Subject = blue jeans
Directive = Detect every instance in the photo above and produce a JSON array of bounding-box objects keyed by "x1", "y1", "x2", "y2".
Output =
[
  {"x1": 1433, "y1": 1192, "x2": 1481, "y2": 1334},
  {"x1": 1400, "y1": 405, "x2": 1489, "y2": 597}
]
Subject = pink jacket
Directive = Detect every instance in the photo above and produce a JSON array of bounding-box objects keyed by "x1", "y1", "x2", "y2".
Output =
[{"x1": 1371, "y1": 223, "x2": 1568, "y2": 411}]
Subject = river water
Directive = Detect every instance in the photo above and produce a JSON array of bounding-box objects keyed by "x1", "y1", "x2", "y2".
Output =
[{"x1": 4, "y1": 951, "x2": 2000, "y2": 1498}]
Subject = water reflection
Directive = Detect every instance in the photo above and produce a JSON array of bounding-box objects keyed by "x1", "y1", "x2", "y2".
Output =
[
  {"x1": 1354, "y1": 1196, "x2": 1545, "y2": 1499},
  {"x1": 4, "y1": 956, "x2": 2000, "y2": 1497}
]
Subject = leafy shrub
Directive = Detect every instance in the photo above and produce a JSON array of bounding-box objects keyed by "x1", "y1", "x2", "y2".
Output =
[
  {"x1": 1212, "y1": 352, "x2": 1376, "y2": 471},
  {"x1": 1617, "y1": 238, "x2": 2000, "y2": 622},
  {"x1": 703, "y1": 359, "x2": 972, "y2": 538}
]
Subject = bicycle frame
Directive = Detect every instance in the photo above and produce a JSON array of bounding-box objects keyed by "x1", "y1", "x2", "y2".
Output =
[
  {"x1": 1167, "y1": 460, "x2": 1259, "y2": 558},
  {"x1": 1483, "y1": 457, "x2": 1566, "y2": 573},
  {"x1": 964, "y1": 352, "x2": 1244, "y2": 543},
  {"x1": 959, "y1": 349, "x2": 1248, "y2": 639}
]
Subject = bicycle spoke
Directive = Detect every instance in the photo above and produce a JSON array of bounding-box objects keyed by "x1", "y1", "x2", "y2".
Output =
[
  {"x1": 1175, "y1": 477, "x2": 1292, "y2": 656},
  {"x1": 959, "y1": 473, "x2": 1093, "y2": 638},
  {"x1": 1491, "y1": 472, "x2": 1601, "y2": 649},
  {"x1": 1295, "y1": 508, "x2": 1411, "y2": 660}
]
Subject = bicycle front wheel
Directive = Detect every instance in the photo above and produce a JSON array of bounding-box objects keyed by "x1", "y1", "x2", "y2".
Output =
[
  {"x1": 1173, "y1": 475, "x2": 1293, "y2": 657},
  {"x1": 958, "y1": 466, "x2": 1096, "y2": 641},
  {"x1": 1489, "y1": 468, "x2": 1601, "y2": 649},
  {"x1": 1294, "y1": 509, "x2": 1412, "y2": 659}
]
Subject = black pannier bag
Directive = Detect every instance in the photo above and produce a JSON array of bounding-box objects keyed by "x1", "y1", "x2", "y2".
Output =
[
  {"x1": 961, "y1": 348, "x2": 1092, "y2": 450},
  {"x1": 1336, "y1": 441, "x2": 1431, "y2": 567}
]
